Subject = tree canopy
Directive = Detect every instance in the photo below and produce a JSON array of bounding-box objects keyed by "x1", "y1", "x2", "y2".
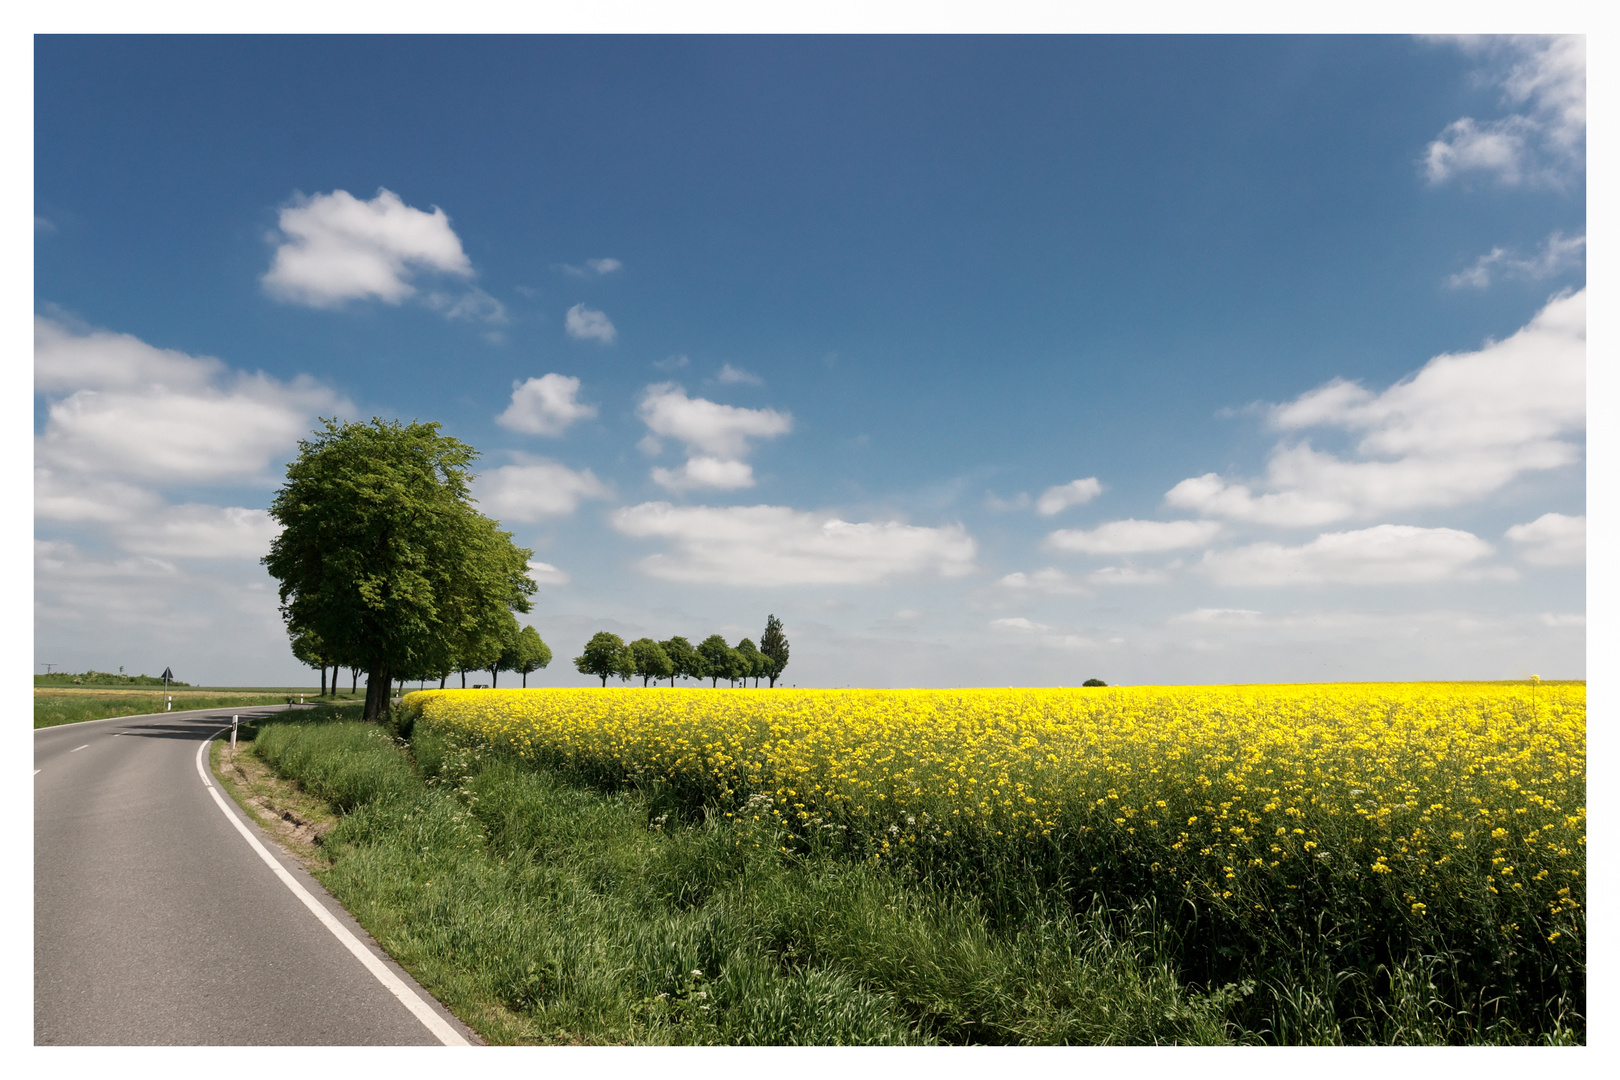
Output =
[
  {"x1": 759, "y1": 614, "x2": 790, "y2": 687},
  {"x1": 697, "y1": 634, "x2": 735, "y2": 688},
  {"x1": 575, "y1": 631, "x2": 634, "y2": 686},
  {"x1": 262, "y1": 417, "x2": 535, "y2": 719},
  {"x1": 508, "y1": 626, "x2": 552, "y2": 687},
  {"x1": 660, "y1": 636, "x2": 703, "y2": 687},
  {"x1": 629, "y1": 637, "x2": 674, "y2": 687}
]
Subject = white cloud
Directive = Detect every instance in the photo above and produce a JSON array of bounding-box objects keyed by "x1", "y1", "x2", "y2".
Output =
[
  {"x1": 1046, "y1": 518, "x2": 1221, "y2": 555},
  {"x1": 984, "y1": 491, "x2": 1032, "y2": 513},
  {"x1": 650, "y1": 457, "x2": 756, "y2": 492},
  {"x1": 1168, "y1": 608, "x2": 1262, "y2": 625},
  {"x1": 38, "y1": 374, "x2": 341, "y2": 484},
  {"x1": 999, "y1": 567, "x2": 1088, "y2": 596},
  {"x1": 526, "y1": 561, "x2": 572, "y2": 588},
  {"x1": 991, "y1": 617, "x2": 1051, "y2": 633},
  {"x1": 1425, "y1": 36, "x2": 1584, "y2": 187},
  {"x1": 637, "y1": 383, "x2": 792, "y2": 491},
  {"x1": 36, "y1": 314, "x2": 221, "y2": 393},
  {"x1": 716, "y1": 363, "x2": 764, "y2": 386},
  {"x1": 1085, "y1": 565, "x2": 1172, "y2": 586},
  {"x1": 34, "y1": 469, "x2": 163, "y2": 524},
  {"x1": 262, "y1": 188, "x2": 473, "y2": 307},
  {"x1": 638, "y1": 384, "x2": 792, "y2": 458},
  {"x1": 1505, "y1": 512, "x2": 1584, "y2": 566},
  {"x1": 1167, "y1": 290, "x2": 1585, "y2": 526},
  {"x1": 115, "y1": 505, "x2": 282, "y2": 560},
  {"x1": 1447, "y1": 231, "x2": 1585, "y2": 289},
  {"x1": 496, "y1": 374, "x2": 597, "y2": 437},
  {"x1": 1539, "y1": 613, "x2": 1584, "y2": 628},
  {"x1": 611, "y1": 502, "x2": 977, "y2": 586},
  {"x1": 1197, "y1": 524, "x2": 1495, "y2": 586},
  {"x1": 474, "y1": 459, "x2": 610, "y2": 522},
  {"x1": 1035, "y1": 477, "x2": 1102, "y2": 516},
  {"x1": 654, "y1": 354, "x2": 690, "y2": 372},
  {"x1": 565, "y1": 303, "x2": 617, "y2": 343}
]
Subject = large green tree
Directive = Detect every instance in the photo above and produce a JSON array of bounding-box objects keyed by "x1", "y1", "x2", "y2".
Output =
[
  {"x1": 660, "y1": 635, "x2": 702, "y2": 687},
  {"x1": 509, "y1": 625, "x2": 552, "y2": 688},
  {"x1": 629, "y1": 637, "x2": 674, "y2": 687},
  {"x1": 575, "y1": 631, "x2": 634, "y2": 686},
  {"x1": 262, "y1": 417, "x2": 535, "y2": 720},
  {"x1": 759, "y1": 614, "x2": 790, "y2": 687},
  {"x1": 735, "y1": 638, "x2": 764, "y2": 688},
  {"x1": 697, "y1": 634, "x2": 733, "y2": 688},
  {"x1": 288, "y1": 626, "x2": 335, "y2": 697}
]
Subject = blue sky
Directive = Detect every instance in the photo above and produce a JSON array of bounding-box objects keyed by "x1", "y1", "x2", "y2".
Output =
[{"x1": 33, "y1": 34, "x2": 1586, "y2": 687}]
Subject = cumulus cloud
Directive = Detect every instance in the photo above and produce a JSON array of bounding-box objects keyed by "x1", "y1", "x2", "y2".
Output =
[
  {"x1": 716, "y1": 363, "x2": 764, "y2": 386},
  {"x1": 35, "y1": 316, "x2": 346, "y2": 485},
  {"x1": 999, "y1": 567, "x2": 1088, "y2": 596},
  {"x1": 637, "y1": 384, "x2": 793, "y2": 491},
  {"x1": 650, "y1": 457, "x2": 757, "y2": 492},
  {"x1": 1447, "y1": 231, "x2": 1585, "y2": 289},
  {"x1": 1505, "y1": 512, "x2": 1584, "y2": 566},
  {"x1": 1166, "y1": 290, "x2": 1585, "y2": 526},
  {"x1": 115, "y1": 505, "x2": 282, "y2": 560},
  {"x1": 526, "y1": 561, "x2": 572, "y2": 588},
  {"x1": 565, "y1": 303, "x2": 617, "y2": 343},
  {"x1": 1197, "y1": 524, "x2": 1496, "y2": 586},
  {"x1": 1085, "y1": 565, "x2": 1172, "y2": 586},
  {"x1": 611, "y1": 502, "x2": 976, "y2": 586},
  {"x1": 423, "y1": 286, "x2": 507, "y2": 324},
  {"x1": 262, "y1": 188, "x2": 473, "y2": 307},
  {"x1": 1046, "y1": 518, "x2": 1221, "y2": 555},
  {"x1": 1035, "y1": 477, "x2": 1102, "y2": 516},
  {"x1": 1425, "y1": 35, "x2": 1584, "y2": 187},
  {"x1": 33, "y1": 469, "x2": 163, "y2": 524},
  {"x1": 474, "y1": 458, "x2": 610, "y2": 522},
  {"x1": 496, "y1": 374, "x2": 597, "y2": 437}
]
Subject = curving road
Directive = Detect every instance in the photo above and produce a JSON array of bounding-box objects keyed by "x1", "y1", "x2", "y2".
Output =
[{"x1": 34, "y1": 706, "x2": 475, "y2": 1045}]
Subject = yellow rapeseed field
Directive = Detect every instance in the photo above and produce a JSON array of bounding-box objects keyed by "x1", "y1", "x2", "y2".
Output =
[{"x1": 402, "y1": 681, "x2": 1584, "y2": 971}]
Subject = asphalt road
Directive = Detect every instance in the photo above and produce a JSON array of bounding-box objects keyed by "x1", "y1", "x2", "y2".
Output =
[{"x1": 34, "y1": 706, "x2": 476, "y2": 1045}]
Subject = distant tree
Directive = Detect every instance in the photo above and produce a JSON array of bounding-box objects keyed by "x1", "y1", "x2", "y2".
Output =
[
  {"x1": 697, "y1": 634, "x2": 733, "y2": 688},
  {"x1": 511, "y1": 626, "x2": 552, "y2": 687},
  {"x1": 487, "y1": 613, "x2": 525, "y2": 688},
  {"x1": 1082, "y1": 678, "x2": 1108, "y2": 687},
  {"x1": 575, "y1": 631, "x2": 634, "y2": 687},
  {"x1": 759, "y1": 614, "x2": 790, "y2": 688},
  {"x1": 629, "y1": 637, "x2": 674, "y2": 687},
  {"x1": 289, "y1": 625, "x2": 333, "y2": 696},
  {"x1": 735, "y1": 638, "x2": 764, "y2": 688},
  {"x1": 660, "y1": 636, "x2": 701, "y2": 687}
]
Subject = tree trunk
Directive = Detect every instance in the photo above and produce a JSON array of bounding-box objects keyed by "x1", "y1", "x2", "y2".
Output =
[
  {"x1": 600, "y1": 673, "x2": 608, "y2": 687},
  {"x1": 522, "y1": 671, "x2": 527, "y2": 688},
  {"x1": 460, "y1": 669, "x2": 467, "y2": 688},
  {"x1": 439, "y1": 673, "x2": 447, "y2": 689},
  {"x1": 351, "y1": 668, "x2": 359, "y2": 693},
  {"x1": 364, "y1": 667, "x2": 391, "y2": 721},
  {"x1": 319, "y1": 664, "x2": 327, "y2": 697},
  {"x1": 768, "y1": 673, "x2": 777, "y2": 688},
  {"x1": 491, "y1": 666, "x2": 498, "y2": 689}
]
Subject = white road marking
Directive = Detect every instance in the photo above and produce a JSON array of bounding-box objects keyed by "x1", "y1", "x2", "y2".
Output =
[
  {"x1": 192, "y1": 731, "x2": 469, "y2": 1046},
  {"x1": 70, "y1": 745, "x2": 88, "y2": 753},
  {"x1": 34, "y1": 769, "x2": 41, "y2": 775}
]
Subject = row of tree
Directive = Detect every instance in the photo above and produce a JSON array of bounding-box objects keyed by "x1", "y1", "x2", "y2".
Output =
[
  {"x1": 574, "y1": 615, "x2": 790, "y2": 688},
  {"x1": 291, "y1": 619, "x2": 554, "y2": 694}
]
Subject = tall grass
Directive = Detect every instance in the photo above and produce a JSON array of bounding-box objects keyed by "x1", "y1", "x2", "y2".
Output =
[{"x1": 249, "y1": 714, "x2": 1237, "y2": 1045}]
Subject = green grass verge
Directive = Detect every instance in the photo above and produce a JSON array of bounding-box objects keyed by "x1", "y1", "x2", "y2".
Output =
[
  {"x1": 244, "y1": 712, "x2": 1244, "y2": 1045},
  {"x1": 31, "y1": 690, "x2": 339, "y2": 729}
]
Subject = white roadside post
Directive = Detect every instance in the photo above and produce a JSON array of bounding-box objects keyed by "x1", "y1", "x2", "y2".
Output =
[{"x1": 232, "y1": 715, "x2": 239, "y2": 751}]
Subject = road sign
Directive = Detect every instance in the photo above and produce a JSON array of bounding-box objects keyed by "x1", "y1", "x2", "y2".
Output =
[{"x1": 161, "y1": 667, "x2": 173, "y2": 682}]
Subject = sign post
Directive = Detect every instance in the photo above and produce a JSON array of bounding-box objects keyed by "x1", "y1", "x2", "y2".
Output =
[{"x1": 161, "y1": 666, "x2": 173, "y2": 711}]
